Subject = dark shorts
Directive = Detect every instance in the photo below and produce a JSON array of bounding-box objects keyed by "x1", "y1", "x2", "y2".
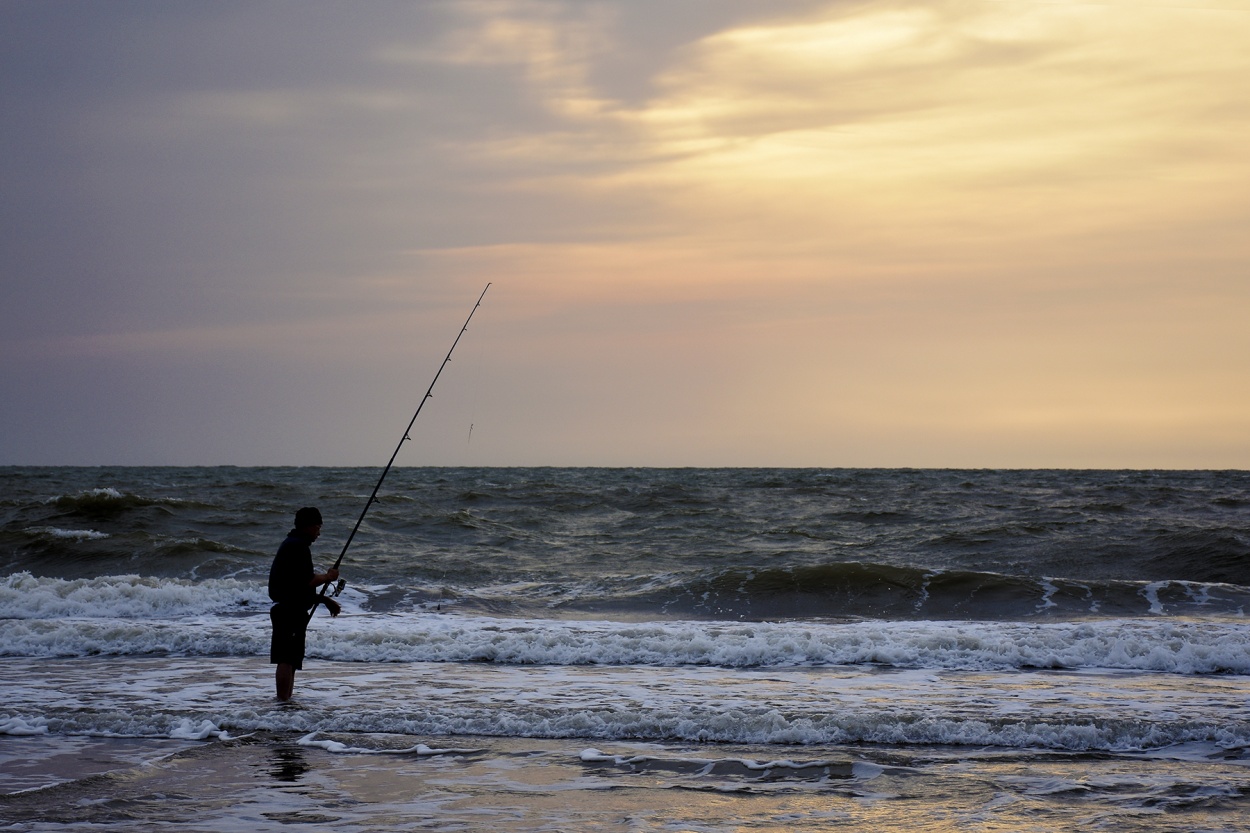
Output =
[{"x1": 270, "y1": 605, "x2": 309, "y2": 669}]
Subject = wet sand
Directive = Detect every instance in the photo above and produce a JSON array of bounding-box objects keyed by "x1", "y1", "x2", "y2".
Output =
[
  {"x1": 5, "y1": 731, "x2": 1249, "y2": 832},
  {"x1": 0, "y1": 733, "x2": 864, "y2": 831}
]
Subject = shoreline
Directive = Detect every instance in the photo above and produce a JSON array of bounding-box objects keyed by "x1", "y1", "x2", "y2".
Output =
[{"x1": 5, "y1": 731, "x2": 1249, "y2": 832}]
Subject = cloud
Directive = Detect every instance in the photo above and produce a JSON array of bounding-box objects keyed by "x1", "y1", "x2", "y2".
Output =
[
  {"x1": 366, "y1": 0, "x2": 1248, "y2": 337},
  {"x1": 2, "y1": 0, "x2": 1248, "y2": 466}
]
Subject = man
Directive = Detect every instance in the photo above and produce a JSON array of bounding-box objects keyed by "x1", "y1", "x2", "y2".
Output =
[{"x1": 268, "y1": 506, "x2": 340, "y2": 701}]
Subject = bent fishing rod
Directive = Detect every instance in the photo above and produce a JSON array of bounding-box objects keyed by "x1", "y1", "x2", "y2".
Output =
[{"x1": 308, "y1": 282, "x2": 491, "y2": 621}]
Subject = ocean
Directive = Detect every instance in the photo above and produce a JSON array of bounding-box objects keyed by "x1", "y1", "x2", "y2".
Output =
[{"x1": 1, "y1": 466, "x2": 1248, "y2": 831}]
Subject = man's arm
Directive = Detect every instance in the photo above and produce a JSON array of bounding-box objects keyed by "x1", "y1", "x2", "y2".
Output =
[{"x1": 309, "y1": 567, "x2": 339, "y2": 587}]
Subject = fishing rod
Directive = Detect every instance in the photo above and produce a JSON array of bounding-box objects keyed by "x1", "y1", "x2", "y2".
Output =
[{"x1": 308, "y1": 282, "x2": 491, "y2": 620}]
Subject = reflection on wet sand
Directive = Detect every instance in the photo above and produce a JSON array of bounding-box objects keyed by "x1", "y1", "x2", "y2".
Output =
[{"x1": 267, "y1": 745, "x2": 310, "y2": 783}]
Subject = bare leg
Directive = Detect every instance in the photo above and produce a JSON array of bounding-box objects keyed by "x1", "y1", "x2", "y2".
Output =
[{"x1": 276, "y1": 663, "x2": 296, "y2": 701}]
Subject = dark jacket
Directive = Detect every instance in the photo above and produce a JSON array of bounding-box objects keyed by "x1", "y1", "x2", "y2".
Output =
[{"x1": 268, "y1": 529, "x2": 318, "y2": 610}]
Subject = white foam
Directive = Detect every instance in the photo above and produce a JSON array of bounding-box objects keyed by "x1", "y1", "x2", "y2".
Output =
[
  {"x1": 0, "y1": 716, "x2": 49, "y2": 736},
  {"x1": 297, "y1": 732, "x2": 476, "y2": 755},
  {"x1": 1140, "y1": 580, "x2": 1230, "y2": 615},
  {"x1": 1036, "y1": 578, "x2": 1059, "y2": 612},
  {"x1": 2, "y1": 601, "x2": 1248, "y2": 676},
  {"x1": 27, "y1": 527, "x2": 110, "y2": 541},
  {"x1": 0, "y1": 572, "x2": 270, "y2": 620},
  {"x1": 169, "y1": 718, "x2": 226, "y2": 740},
  {"x1": 1142, "y1": 582, "x2": 1167, "y2": 615},
  {"x1": 0, "y1": 618, "x2": 269, "y2": 658},
  {"x1": 4, "y1": 655, "x2": 1250, "y2": 754},
  {"x1": 44, "y1": 487, "x2": 126, "y2": 503},
  {"x1": 306, "y1": 615, "x2": 1250, "y2": 676}
]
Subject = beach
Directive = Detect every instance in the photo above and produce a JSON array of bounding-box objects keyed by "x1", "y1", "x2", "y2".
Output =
[
  {"x1": 5, "y1": 655, "x2": 1249, "y2": 832},
  {"x1": 2, "y1": 467, "x2": 1249, "y2": 830},
  {"x1": 2, "y1": 650, "x2": 1250, "y2": 830}
]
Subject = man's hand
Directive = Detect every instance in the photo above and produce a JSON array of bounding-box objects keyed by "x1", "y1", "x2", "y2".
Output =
[
  {"x1": 311, "y1": 567, "x2": 340, "y2": 587},
  {"x1": 325, "y1": 598, "x2": 342, "y2": 617}
]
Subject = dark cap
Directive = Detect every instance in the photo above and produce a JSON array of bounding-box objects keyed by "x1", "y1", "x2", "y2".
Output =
[{"x1": 294, "y1": 507, "x2": 323, "y2": 528}]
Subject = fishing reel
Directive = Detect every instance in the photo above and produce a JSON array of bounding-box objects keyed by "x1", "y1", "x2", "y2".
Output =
[{"x1": 330, "y1": 578, "x2": 346, "y2": 598}]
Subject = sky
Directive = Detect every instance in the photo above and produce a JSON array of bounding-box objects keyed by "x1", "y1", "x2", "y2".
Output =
[{"x1": 2, "y1": 0, "x2": 1249, "y2": 468}]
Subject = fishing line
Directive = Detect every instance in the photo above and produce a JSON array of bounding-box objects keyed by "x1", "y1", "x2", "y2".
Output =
[{"x1": 308, "y1": 283, "x2": 491, "y2": 620}]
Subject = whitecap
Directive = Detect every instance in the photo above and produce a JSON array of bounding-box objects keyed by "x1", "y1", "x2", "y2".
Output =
[{"x1": 26, "y1": 527, "x2": 110, "y2": 541}]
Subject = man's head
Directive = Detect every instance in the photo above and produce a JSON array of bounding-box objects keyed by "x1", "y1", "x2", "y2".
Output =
[{"x1": 294, "y1": 506, "x2": 323, "y2": 537}]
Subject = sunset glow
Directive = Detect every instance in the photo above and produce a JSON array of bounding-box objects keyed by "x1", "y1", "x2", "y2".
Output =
[{"x1": 2, "y1": 0, "x2": 1248, "y2": 466}]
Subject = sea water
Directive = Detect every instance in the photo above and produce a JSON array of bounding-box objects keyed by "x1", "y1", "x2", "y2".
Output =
[{"x1": 1, "y1": 467, "x2": 1248, "y2": 831}]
